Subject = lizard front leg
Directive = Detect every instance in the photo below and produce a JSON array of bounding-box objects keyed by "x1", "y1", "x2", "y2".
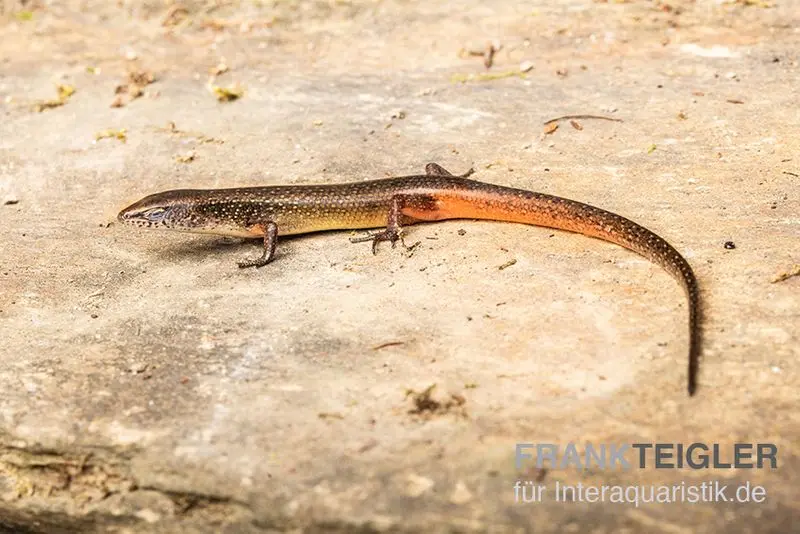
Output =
[{"x1": 238, "y1": 221, "x2": 279, "y2": 268}]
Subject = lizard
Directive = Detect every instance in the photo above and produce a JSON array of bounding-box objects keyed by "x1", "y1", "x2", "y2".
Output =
[{"x1": 118, "y1": 162, "x2": 701, "y2": 394}]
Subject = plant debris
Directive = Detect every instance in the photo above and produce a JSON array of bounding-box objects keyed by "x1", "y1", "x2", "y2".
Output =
[
  {"x1": 405, "y1": 384, "x2": 467, "y2": 418},
  {"x1": 33, "y1": 84, "x2": 75, "y2": 112},
  {"x1": 544, "y1": 114, "x2": 623, "y2": 125},
  {"x1": 112, "y1": 69, "x2": 156, "y2": 108},
  {"x1": 58, "y1": 85, "x2": 76, "y2": 99},
  {"x1": 95, "y1": 129, "x2": 127, "y2": 143},
  {"x1": 543, "y1": 114, "x2": 622, "y2": 134},
  {"x1": 200, "y1": 17, "x2": 275, "y2": 33},
  {"x1": 483, "y1": 42, "x2": 498, "y2": 69},
  {"x1": 175, "y1": 151, "x2": 196, "y2": 163},
  {"x1": 647, "y1": 143, "x2": 657, "y2": 154},
  {"x1": 450, "y1": 70, "x2": 525, "y2": 83},
  {"x1": 211, "y1": 84, "x2": 244, "y2": 102},
  {"x1": 543, "y1": 121, "x2": 559, "y2": 135},
  {"x1": 154, "y1": 121, "x2": 223, "y2": 144},
  {"x1": 460, "y1": 41, "x2": 501, "y2": 69},
  {"x1": 372, "y1": 341, "x2": 406, "y2": 351},
  {"x1": 498, "y1": 259, "x2": 517, "y2": 270},
  {"x1": 771, "y1": 265, "x2": 800, "y2": 283},
  {"x1": 725, "y1": 0, "x2": 774, "y2": 7}
]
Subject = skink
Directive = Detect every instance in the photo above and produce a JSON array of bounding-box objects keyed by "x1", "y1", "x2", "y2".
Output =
[{"x1": 118, "y1": 163, "x2": 701, "y2": 395}]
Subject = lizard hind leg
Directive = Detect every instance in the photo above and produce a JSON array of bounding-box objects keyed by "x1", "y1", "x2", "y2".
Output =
[
  {"x1": 425, "y1": 162, "x2": 475, "y2": 179},
  {"x1": 349, "y1": 196, "x2": 407, "y2": 254}
]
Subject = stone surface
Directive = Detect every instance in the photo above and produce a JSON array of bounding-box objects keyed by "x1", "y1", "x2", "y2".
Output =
[{"x1": 0, "y1": 0, "x2": 798, "y2": 532}]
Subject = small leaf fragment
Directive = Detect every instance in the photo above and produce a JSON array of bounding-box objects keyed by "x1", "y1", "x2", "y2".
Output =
[
  {"x1": 450, "y1": 70, "x2": 525, "y2": 83},
  {"x1": 175, "y1": 151, "x2": 196, "y2": 163},
  {"x1": 57, "y1": 85, "x2": 75, "y2": 100},
  {"x1": 212, "y1": 84, "x2": 244, "y2": 102},
  {"x1": 95, "y1": 129, "x2": 127, "y2": 142},
  {"x1": 543, "y1": 121, "x2": 559, "y2": 135},
  {"x1": 33, "y1": 84, "x2": 76, "y2": 112}
]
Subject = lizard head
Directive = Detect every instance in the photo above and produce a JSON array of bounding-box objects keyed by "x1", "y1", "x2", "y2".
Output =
[
  {"x1": 117, "y1": 190, "x2": 197, "y2": 230},
  {"x1": 118, "y1": 189, "x2": 262, "y2": 238}
]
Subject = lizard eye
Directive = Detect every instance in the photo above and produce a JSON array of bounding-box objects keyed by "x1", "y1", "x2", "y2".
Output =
[{"x1": 143, "y1": 207, "x2": 168, "y2": 222}]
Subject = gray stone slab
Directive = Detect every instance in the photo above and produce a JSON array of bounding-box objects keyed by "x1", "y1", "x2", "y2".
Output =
[{"x1": 0, "y1": 1, "x2": 797, "y2": 532}]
